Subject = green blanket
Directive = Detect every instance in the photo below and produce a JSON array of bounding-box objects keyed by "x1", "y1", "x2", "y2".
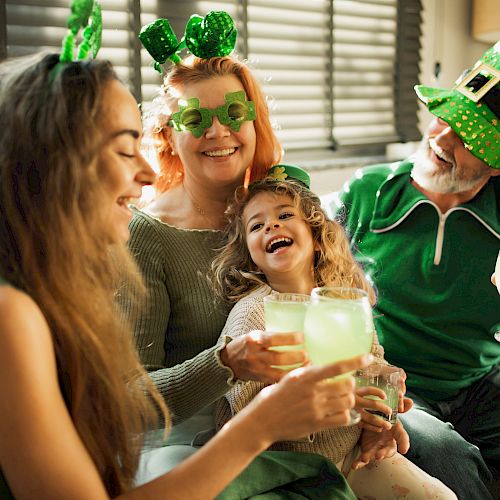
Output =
[{"x1": 217, "y1": 451, "x2": 355, "y2": 500}]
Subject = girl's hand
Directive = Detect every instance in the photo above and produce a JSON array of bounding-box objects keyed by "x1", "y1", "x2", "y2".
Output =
[
  {"x1": 220, "y1": 330, "x2": 308, "y2": 383},
  {"x1": 243, "y1": 354, "x2": 373, "y2": 444},
  {"x1": 351, "y1": 420, "x2": 410, "y2": 470},
  {"x1": 355, "y1": 385, "x2": 393, "y2": 432}
]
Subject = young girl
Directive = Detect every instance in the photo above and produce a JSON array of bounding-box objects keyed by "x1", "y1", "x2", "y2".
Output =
[{"x1": 212, "y1": 166, "x2": 457, "y2": 499}]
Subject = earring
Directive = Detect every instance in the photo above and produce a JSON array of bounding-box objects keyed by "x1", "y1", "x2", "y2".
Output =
[{"x1": 171, "y1": 150, "x2": 177, "y2": 156}]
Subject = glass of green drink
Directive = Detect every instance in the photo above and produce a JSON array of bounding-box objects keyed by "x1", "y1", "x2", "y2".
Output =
[
  {"x1": 304, "y1": 286, "x2": 374, "y2": 424},
  {"x1": 356, "y1": 363, "x2": 401, "y2": 425},
  {"x1": 264, "y1": 292, "x2": 310, "y2": 370}
]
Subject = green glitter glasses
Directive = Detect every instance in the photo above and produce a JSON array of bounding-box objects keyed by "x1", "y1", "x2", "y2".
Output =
[{"x1": 169, "y1": 90, "x2": 256, "y2": 138}]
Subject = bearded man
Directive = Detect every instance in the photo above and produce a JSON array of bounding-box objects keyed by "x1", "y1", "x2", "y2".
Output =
[{"x1": 325, "y1": 42, "x2": 500, "y2": 499}]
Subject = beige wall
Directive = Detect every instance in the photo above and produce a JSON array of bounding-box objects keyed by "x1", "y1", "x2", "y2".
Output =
[
  {"x1": 311, "y1": 0, "x2": 491, "y2": 195},
  {"x1": 418, "y1": 0, "x2": 490, "y2": 132}
]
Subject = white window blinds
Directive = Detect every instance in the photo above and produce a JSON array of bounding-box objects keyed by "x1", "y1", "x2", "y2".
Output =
[
  {"x1": 1, "y1": 0, "x2": 422, "y2": 157},
  {"x1": 246, "y1": 0, "x2": 331, "y2": 151},
  {"x1": 4, "y1": 0, "x2": 136, "y2": 94}
]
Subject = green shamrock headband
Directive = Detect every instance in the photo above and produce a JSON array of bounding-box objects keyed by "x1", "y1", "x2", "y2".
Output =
[
  {"x1": 48, "y1": 0, "x2": 101, "y2": 81},
  {"x1": 169, "y1": 90, "x2": 255, "y2": 138},
  {"x1": 139, "y1": 11, "x2": 237, "y2": 73},
  {"x1": 266, "y1": 165, "x2": 311, "y2": 189}
]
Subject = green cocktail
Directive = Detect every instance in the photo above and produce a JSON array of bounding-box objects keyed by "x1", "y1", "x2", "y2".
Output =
[
  {"x1": 356, "y1": 363, "x2": 401, "y2": 424},
  {"x1": 264, "y1": 296, "x2": 309, "y2": 334},
  {"x1": 304, "y1": 287, "x2": 374, "y2": 424},
  {"x1": 263, "y1": 293, "x2": 310, "y2": 370},
  {"x1": 304, "y1": 287, "x2": 373, "y2": 368}
]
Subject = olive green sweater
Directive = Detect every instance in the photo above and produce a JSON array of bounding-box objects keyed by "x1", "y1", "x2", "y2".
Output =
[{"x1": 122, "y1": 209, "x2": 234, "y2": 424}]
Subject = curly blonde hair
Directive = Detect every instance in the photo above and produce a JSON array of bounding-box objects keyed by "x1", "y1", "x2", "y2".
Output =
[
  {"x1": 145, "y1": 55, "x2": 282, "y2": 192},
  {"x1": 212, "y1": 179, "x2": 376, "y2": 305}
]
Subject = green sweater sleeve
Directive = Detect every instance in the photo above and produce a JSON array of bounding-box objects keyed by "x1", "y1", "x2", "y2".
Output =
[{"x1": 122, "y1": 210, "x2": 235, "y2": 424}]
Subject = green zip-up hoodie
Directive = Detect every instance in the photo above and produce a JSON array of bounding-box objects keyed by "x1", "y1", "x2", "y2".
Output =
[{"x1": 326, "y1": 159, "x2": 500, "y2": 402}]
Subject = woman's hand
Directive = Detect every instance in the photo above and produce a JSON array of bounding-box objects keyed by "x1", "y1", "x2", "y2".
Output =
[
  {"x1": 351, "y1": 420, "x2": 410, "y2": 470},
  {"x1": 241, "y1": 354, "x2": 373, "y2": 444},
  {"x1": 220, "y1": 330, "x2": 308, "y2": 383}
]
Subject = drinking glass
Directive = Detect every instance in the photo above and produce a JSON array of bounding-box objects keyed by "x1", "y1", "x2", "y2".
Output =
[
  {"x1": 264, "y1": 292, "x2": 310, "y2": 370},
  {"x1": 356, "y1": 363, "x2": 401, "y2": 425},
  {"x1": 304, "y1": 286, "x2": 374, "y2": 424}
]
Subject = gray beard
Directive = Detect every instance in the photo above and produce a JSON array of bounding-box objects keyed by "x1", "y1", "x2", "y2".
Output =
[{"x1": 410, "y1": 144, "x2": 488, "y2": 194}]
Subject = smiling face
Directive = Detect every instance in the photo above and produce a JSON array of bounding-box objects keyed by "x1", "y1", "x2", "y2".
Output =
[
  {"x1": 170, "y1": 75, "x2": 257, "y2": 191},
  {"x1": 243, "y1": 192, "x2": 317, "y2": 288},
  {"x1": 411, "y1": 117, "x2": 494, "y2": 193},
  {"x1": 98, "y1": 80, "x2": 156, "y2": 242}
]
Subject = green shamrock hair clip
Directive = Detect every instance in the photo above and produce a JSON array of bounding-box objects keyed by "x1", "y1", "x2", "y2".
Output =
[
  {"x1": 139, "y1": 11, "x2": 237, "y2": 74},
  {"x1": 169, "y1": 90, "x2": 256, "y2": 138}
]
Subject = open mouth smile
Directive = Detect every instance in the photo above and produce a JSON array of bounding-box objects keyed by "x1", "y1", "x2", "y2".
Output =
[
  {"x1": 429, "y1": 139, "x2": 455, "y2": 166},
  {"x1": 203, "y1": 147, "x2": 237, "y2": 157},
  {"x1": 266, "y1": 236, "x2": 293, "y2": 254}
]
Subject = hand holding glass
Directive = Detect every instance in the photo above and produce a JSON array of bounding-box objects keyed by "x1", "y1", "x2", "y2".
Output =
[
  {"x1": 304, "y1": 287, "x2": 374, "y2": 424},
  {"x1": 356, "y1": 363, "x2": 401, "y2": 425}
]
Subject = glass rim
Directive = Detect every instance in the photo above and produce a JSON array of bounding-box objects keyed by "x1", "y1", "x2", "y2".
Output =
[
  {"x1": 311, "y1": 286, "x2": 369, "y2": 301},
  {"x1": 263, "y1": 292, "x2": 311, "y2": 303}
]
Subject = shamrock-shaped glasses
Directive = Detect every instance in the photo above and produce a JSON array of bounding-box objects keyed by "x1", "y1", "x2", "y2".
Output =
[{"x1": 169, "y1": 91, "x2": 256, "y2": 138}]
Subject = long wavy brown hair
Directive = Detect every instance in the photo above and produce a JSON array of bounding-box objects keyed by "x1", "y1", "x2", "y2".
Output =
[
  {"x1": 212, "y1": 179, "x2": 376, "y2": 305},
  {"x1": 146, "y1": 56, "x2": 282, "y2": 192},
  {"x1": 0, "y1": 53, "x2": 168, "y2": 496}
]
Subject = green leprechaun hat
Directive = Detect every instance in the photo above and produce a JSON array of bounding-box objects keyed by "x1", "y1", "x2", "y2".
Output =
[
  {"x1": 266, "y1": 164, "x2": 311, "y2": 189},
  {"x1": 415, "y1": 41, "x2": 500, "y2": 169}
]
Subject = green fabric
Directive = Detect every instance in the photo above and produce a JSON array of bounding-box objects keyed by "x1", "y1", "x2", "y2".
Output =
[
  {"x1": 217, "y1": 451, "x2": 355, "y2": 500},
  {"x1": 330, "y1": 160, "x2": 500, "y2": 401},
  {"x1": 121, "y1": 209, "x2": 234, "y2": 424}
]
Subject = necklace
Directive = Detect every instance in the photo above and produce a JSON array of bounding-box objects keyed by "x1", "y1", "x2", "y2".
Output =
[
  {"x1": 182, "y1": 183, "x2": 228, "y2": 231},
  {"x1": 183, "y1": 183, "x2": 207, "y2": 216}
]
